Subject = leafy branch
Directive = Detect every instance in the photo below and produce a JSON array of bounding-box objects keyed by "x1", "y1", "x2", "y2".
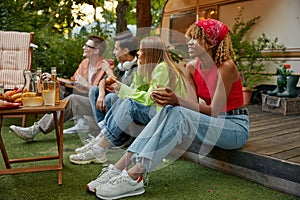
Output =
[{"x1": 230, "y1": 8, "x2": 286, "y2": 90}]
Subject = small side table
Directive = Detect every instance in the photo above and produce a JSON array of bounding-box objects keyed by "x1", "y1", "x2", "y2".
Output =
[{"x1": 0, "y1": 100, "x2": 68, "y2": 185}]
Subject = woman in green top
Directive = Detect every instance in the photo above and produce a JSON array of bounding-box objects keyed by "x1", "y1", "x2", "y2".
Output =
[{"x1": 69, "y1": 36, "x2": 188, "y2": 169}]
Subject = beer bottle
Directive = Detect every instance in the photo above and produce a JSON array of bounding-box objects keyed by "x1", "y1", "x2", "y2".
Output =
[
  {"x1": 36, "y1": 67, "x2": 43, "y2": 96},
  {"x1": 51, "y1": 67, "x2": 60, "y2": 104}
]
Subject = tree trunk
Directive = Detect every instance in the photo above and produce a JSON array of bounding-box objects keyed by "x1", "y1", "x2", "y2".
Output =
[
  {"x1": 116, "y1": 0, "x2": 129, "y2": 34},
  {"x1": 136, "y1": 0, "x2": 151, "y2": 39}
]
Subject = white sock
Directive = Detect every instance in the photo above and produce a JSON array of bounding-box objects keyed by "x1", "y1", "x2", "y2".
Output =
[
  {"x1": 95, "y1": 135, "x2": 101, "y2": 142},
  {"x1": 92, "y1": 143, "x2": 104, "y2": 152}
]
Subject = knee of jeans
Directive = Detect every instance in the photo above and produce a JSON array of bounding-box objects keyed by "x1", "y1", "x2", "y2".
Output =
[
  {"x1": 162, "y1": 105, "x2": 177, "y2": 114},
  {"x1": 104, "y1": 93, "x2": 118, "y2": 109},
  {"x1": 127, "y1": 99, "x2": 139, "y2": 115}
]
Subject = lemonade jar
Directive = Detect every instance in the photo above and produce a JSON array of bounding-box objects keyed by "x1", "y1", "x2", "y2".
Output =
[{"x1": 22, "y1": 69, "x2": 44, "y2": 106}]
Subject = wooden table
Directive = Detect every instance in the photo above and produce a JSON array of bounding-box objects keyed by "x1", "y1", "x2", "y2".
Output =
[{"x1": 0, "y1": 100, "x2": 68, "y2": 185}]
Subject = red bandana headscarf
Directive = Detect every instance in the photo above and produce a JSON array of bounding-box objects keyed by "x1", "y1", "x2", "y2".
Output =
[{"x1": 195, "y1": 19, "x2": 229, "y2": 46}]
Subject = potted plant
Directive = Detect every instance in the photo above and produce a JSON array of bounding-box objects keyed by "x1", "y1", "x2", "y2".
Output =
[
  {"x1": 267, "y1": 64, "x2": 293, "y2": 96},
  {"x1": 230, "y1": 9, "x2": 286, "y2": 105}
]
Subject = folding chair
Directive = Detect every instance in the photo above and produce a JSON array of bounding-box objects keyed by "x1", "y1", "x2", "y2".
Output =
[{"x1": 0, "y1": 31, "x2": 36, "y2": 126}]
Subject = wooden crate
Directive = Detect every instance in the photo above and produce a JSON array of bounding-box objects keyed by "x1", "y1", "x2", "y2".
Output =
[{"x1": 262, "y1": 94, "x2": 300, "y2": 115}]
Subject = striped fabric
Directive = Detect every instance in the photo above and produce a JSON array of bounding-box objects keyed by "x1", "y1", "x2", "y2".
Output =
[{"x1": 0, "y1": 31, "x2": 34, "y2": 89}]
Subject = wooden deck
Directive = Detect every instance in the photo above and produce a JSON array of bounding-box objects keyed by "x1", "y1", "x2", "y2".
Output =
[{"x1": 183, "y1": 104, "x2": 300, "y2": 197}]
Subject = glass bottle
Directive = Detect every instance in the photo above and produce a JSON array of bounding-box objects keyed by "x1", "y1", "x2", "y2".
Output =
[
  {"x1": 0, "y1": 82, "x2": 4, "y2": 96},
  {"x1": 36, "y1": 67, "x2": 43, "y2": 96},
  {"x1": 51, "y1": 67, "x2": 60, "y2": 104}
]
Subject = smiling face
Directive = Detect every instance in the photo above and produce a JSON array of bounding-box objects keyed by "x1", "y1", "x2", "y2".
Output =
[{"x1": 82, "y1": 39, "x2": 96, "y2": 57}]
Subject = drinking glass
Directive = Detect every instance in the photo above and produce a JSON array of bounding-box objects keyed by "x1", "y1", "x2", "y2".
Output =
[{"x1": 42, "y1": 81, "x2": 56, "y2": 106}]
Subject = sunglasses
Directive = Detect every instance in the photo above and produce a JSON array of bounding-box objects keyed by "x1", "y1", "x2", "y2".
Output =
[{"x1": 84, "y1": 44, "x2": 95, "y2": 49}]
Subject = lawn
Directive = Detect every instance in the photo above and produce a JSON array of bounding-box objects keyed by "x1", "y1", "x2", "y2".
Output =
[{"x1": 0, "y1": 114, "x2": 298, "y2": 200}]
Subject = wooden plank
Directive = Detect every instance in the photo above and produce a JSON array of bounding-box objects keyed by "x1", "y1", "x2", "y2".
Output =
[
  {"x1": 242, "y1": 132, "x2": 300, "y2": 156},
  {"x1": 248, "y1": 127, "x2": 300, "y2": 142},
  {"x1": 0, "y1": 165, "x2": 62, "y2": 174},
  {"x1": 187, "y1": 141, "x2": 300, "y2": 184},
  {"x1": 182, "y1": 151, "x2": 300, "y2": 197},
  {"x1": 184, "y1": 104, "x2": 300, "y2": 197},
  {"x1": 289, "y1": 156, "x2": 300, "y2": 163},
  {"x1": 9, "y1": 155, "x2": 59, "y2": 163},
  {"x1": 271, "y1": 147, "x2": 300, "y2": 159},
  {"x1": 249, "y1": 117, "x2": 300, "y2": 132},
  {"x1": 0, "y1": 100, "x2": 68, "y2": 115},
  {"x1": 249, "y1": 115, "x2": 300, "y2": 126}
]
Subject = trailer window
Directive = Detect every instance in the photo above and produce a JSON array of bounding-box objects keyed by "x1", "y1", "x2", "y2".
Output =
[
  {"x1": 198, "y1": 7, "x2": 218, "y2": 20},
  {"x1": 170, "y1": 12, "x2": 196, "y2": 44}
]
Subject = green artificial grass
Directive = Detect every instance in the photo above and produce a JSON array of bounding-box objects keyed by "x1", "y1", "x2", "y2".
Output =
[{"x1": 0, "y1": 115, "x2": 298, "y2": 200}]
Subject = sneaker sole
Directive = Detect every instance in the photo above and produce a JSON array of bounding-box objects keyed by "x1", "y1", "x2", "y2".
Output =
[
  {"x1": 96, "y1": 187, "x2": 145, "y2": 200},
  {"x1": 63, "y1": 129, "x2": 92, "y2": 134},
  {"x1": 10, "y1": 126, "x2": 34, "y2": 142},
  {"x1": 69, "y1": 157, "x2": 108, "y2": 165}
]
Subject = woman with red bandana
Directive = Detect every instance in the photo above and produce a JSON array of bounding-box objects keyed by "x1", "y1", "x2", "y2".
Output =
[{"x1": 92, "y1": 19, "x2": 250, "y2": 199}]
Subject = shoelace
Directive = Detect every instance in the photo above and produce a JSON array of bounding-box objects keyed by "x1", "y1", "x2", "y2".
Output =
[
  {"x1": 97, "y1": 167, "x2": 109, "y2": 178},
  {"x1": 109, "y1": 172, "x2": 145, "y2": 186},
  {"x1": 143, "y1": 172, "x2": 149, "y2": 187},
  {"x1": 83, "y1": 134, "x2": 95, "y2": 144},
  {"x1": 30, "y1": 122, "x2": 39, "y2": 135},
  {"x1": 109, "y1": 174, "x2": 125, "y2": 185}
]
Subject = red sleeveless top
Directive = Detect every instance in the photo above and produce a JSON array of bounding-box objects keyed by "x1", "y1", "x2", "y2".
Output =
[{"x1": 193, "y1": 60, "x2": 244, "y2": 112}]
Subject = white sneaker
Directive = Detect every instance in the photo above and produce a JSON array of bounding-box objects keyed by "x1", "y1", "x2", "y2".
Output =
[
  {"x1": 75, "y1": 135, "x2": 97, "y2": 154},
  {"x1": 96, "y1": 170, "x2": 145, "y2": 199},
  {"x1": 10, "y1": 123, "x2": 40, "y2": 142},
  {"x1": 63, "y1": 118, "x2": 91, "y2": 134},
  {"x1": 86, "y1": 164, "x2": 121, "y2": 193},
  {"x1": 69, "y1": 147, "x2": 107, "y2": 165}
]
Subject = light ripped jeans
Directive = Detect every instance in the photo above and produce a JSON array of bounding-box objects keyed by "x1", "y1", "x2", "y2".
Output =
[
  {"x1": 98, "y1": 98, "x2": 156, "y2": 147},
  {"x1": 128, "y1": 105, "x2": 249, "y2": 172}
]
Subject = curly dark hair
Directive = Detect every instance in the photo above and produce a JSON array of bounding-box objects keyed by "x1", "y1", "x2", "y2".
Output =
[{"x1": 185, "y1": 24, "x2": 236, "y2": 66}]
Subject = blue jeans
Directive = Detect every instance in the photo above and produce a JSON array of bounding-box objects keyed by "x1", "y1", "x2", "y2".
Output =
[
  {"x1": 128, "y1": 105, "x2": 249, "y2": 172},
  {"x1": 98, "y1": 98, "x2": 156, "y2": 147},
  {"x1": 89, "y1": 86, "x2": 119, "y2": 123}
]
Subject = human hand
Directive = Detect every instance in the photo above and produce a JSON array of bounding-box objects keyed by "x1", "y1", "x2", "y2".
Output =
[
  {"x1": 151, "y1": 87, "x2": 179, "y2": 106},
  {"x1": 75, "y1": 74, "x2": 89, "y2": 88},
  {"x1": 106, "y1": 78, "x2": 122, "y2": 93},
  {"x1": 96, "y1": 94, "x2": 106, "y2": 111},
  {"x1": 102, "y1": 60, "x2": 114, "y2": 76},
  {"x1": 42, "y1": 73, "x2": 51, "y2": 81}
]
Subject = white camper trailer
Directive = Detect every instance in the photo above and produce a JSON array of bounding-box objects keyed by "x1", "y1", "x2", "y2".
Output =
[{"x1": 161, "y1": 0, "x2": 300, "y2": 92}]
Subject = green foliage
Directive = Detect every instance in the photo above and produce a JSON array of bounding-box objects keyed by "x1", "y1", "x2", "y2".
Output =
[
  {"x1": 151, "y1": 0, "x2": 165, "y2": 27},
  {"x1": 0, "y1": 0, "x2": 80, "y2": 33},
  {"x1": 0, "y1": 0, "x2": 115, "y2": 78},
  {"x1": 230, "y1": 8, "x2": 286, "y2": 90},
  {"x1": 0, "y1": 0, "x2": 166, "y2": 78},
  {"x1": 168, "y1": 48, "x2": 184, "y2": 64},
  {"x1": 33, "y1": 32, "x2": 86, "y2": 78},
  {"x1": 276, "y1": 64, "x2": 293, "y2": 76}
]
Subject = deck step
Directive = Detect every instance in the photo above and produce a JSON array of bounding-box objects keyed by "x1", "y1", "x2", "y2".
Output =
[{"x1": 184, "y1": 140, "x2": 300, "y2": 197}]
